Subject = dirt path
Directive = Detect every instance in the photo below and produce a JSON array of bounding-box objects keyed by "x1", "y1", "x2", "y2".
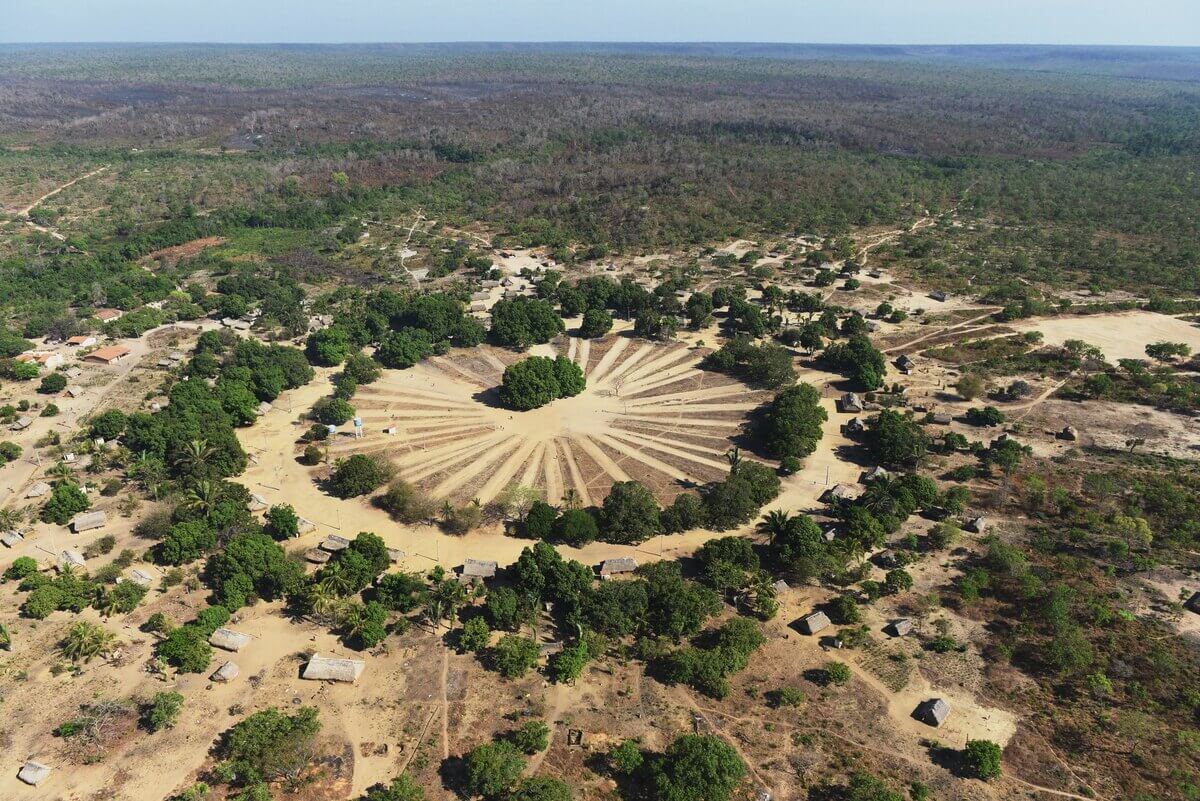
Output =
[
  {"x1": 16, "y1": 165, "x2": 108, "y2": 217},
  {"x1": 524, "y1": 683, "x2": 570, "y2": 776},
  {"x1": 883, "y1": 310, "x2": 1001, "y2": 354}
]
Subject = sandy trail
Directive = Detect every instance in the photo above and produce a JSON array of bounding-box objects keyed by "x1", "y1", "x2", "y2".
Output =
[{"x1": 15, "y1": 165, "x2": 108, "y2": 217}]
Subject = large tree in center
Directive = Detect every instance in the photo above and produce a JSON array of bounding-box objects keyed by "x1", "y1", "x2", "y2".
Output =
[{"x1": 499, "y1": 355, "x2": 585, "y2": 411}]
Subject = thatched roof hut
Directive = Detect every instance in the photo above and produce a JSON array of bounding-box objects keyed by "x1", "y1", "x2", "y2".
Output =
[
  {"x1": 1, "y1": 530, "x2": 24, "y2": 547},
  {"x1": 58, "y1": 550, "x2": 86, "y2": 570},
  {"x1": 820, "y1": 484, "x2": 853, "y2": 504},
  {"x1": 18, "y1": 760, "x2": 52, "y2": 785},
  {"x1": 26, "y1": 481, "x2": 52, "y2": 498},
  {"x1": 70, "y1": 510, "x2": 107, "y2": 533},
  {"x1": 302, "y1": 653, "x2": 365, "y2": 682},
  {"x1": 320, "y1": 535, "x2": 351, "y2": 552},
  {"x1": 798, "y1": 611, "x2": 831, "y2": 635},
  {"x1": 600, "y1": 557, "x2": 638, "y2": 578},
  {"x1": 305, "y1": 548, "x2": 332, "y2": 564},
  {"x1": 916, "y1": 698, "x2": 950, "y2": 726},
  {"x1": 459, "y1": 559, "x2": 498, "y2": 582},
  {"x1": 126, "y1": 568, "x2": 155, "y2": 587},
  {"x1": 1185, "y1": 591, "x2": 1200, "y2": 615},
  {"x1": 211, "y1": 660, "x2": 240, "y2": 682},
  {"x1": 209, "y1": 628, "x2": 252, "y2": 652},
  {"x1": 964, "y1": 516, "x2": 989, "y2": 534},
  {"x1": 887, "y1": 618, "x2": 913, "y2": 637}
]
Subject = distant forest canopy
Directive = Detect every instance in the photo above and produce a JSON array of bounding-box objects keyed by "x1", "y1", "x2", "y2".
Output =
[{"x1": 0, "y1": 43, "x2": 1198, "y2": 316}]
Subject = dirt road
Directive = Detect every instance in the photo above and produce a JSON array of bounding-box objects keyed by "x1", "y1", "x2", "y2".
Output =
[{"x1": 15, "y1": 165, "x2": 108, "y2": 217}]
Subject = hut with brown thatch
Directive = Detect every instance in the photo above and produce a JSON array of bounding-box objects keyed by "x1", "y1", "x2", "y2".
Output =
[
  {"x1": 797, "y1": 611, "x2": 831, "y2": 635},
  {"x1": 915, "y1": 698, "x2": 950, "y2": 727},
  {"x1": 599, "y1": 557, "x2": 638, "y2": 579}
]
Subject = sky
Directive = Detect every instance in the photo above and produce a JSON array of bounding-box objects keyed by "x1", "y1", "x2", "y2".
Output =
[{"x1": 3, "y1": 0, "x2": 1198, "y2": 47}]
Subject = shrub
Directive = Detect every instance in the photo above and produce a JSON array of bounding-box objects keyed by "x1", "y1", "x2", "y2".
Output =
[
  {"x1": 524, "y1": 501, "x2": 557, "y2": 539},
  {"x1": 460, "y1": 616, "x2": 491, "y2": 653},
  {"x1": 552, "y1": 508, "x2": 598, "y2": 546},
  {"x1": 824, "y1": 661, "x2": 852, "y2": 685},
  {"x1": 264, "y1": 504, "x2": 299, "y2": 539},
  {"x1": 329, "y1": 454, "x2": 393, "y2": 498},
  {"x1": 38, "y1": 373, "x2": 67, "y2": 394},
  {"x1": 41, "y1": 482, "x2": 89, "y2": 524},
  {"x1": 4, "y1": 556, "x2": 38, "y2": 581},
  {"x1": 300, "y1": 444, "x2": 323, "y2": 465},
  {"x1": 962, "y1": 739, "x2": 1003, "y2": 779},
  {"x1": 158, "y1": 625, "x2": 212, "y2": 672},
  {"x1": 145, "y1": 691, "x2": 185, "y2": 731},
  {"x1": 650, "y1": 735, "x2": 745, "y2": 801},
  {"x1": 510, "y1": 720, "x2": 551, "y2": 754},
  {"x1": 609, "y1": 739, "x2": 644, "y2": 775},
  {"x1": 375, "y1": 480, "x2": 437, "y2": 523},
  {"x1": 363, "y1": 774, "x2": 424, "y2": 801}
]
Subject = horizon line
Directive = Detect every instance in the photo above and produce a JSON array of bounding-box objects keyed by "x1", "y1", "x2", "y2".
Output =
[{"x1": 1, "y1": 40, "x2": 1198, "y2": 50}]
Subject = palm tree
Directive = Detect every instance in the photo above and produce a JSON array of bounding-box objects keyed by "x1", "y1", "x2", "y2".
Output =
[
  {"x1": 756, "y1": 509, "x2": 794, "y2": 545},
  {"x1": 0, "y1": 507, "x2": 24, "y2": 531},
  {"x1": 725, "y1": 447, "x2": 742, "y2": 475},
  {"x1": 60, "y1": 621, "x2": 117, "y2": 663},
  {"x1": 173, "y1": 439, "x2": 212, "y2": 476},
  {"x1": 46, "y1": 461, "x2": 74, "y2": 484},
  {"x1": 182, "y1": 480, "x2": 221, "y2": 518},
  {"x1": 130, "y1": 454, "x2": 167, "y2": 500},
  {"x1": 561, "y1": 488, "x2": 581, "y2": 511}
]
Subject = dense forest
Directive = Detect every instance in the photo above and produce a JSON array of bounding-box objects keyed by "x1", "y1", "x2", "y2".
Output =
[{"x1": 1, "y1": 44, "x2": 1198, "y2": 322}]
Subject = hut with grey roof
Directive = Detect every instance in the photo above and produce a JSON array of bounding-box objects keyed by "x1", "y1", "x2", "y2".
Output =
[
  {"x1": 2, "y1": 530, "x2": 24, "y2": 547},
  {"x1": 211, "y1": 660, "x2": 240, "y2": 682},
  {"x1": 320, "y1": 535, "x2": 351, "y2": 552},
  {"x1": 126, "y1": 568, "x2": 155, "y2": 588},
  {"x1": 915, "y1": 698, "x2": 950, "y2": 727},
  {"x1": 459, "y1": 558, "x2": 498, "y2": 583},
  {"x1": 59, "y1": 550, "x2": 86, "y2": 570},
  {"x1": 305, "y1": 548, "x2": 332, "y2": 564},
  {"x1": 1185, "y1": 592, "x2": 1200, "y2": 615},
  {"x1": 797, "y1": 610, "x2": 831, "y2": 635},
  {"x1": 820, "y1": 484, "x2": 853, "y2": 504},
  {"x1": 600, "y1": 557, "x2": 638, "y2": 579},
  {"x1": 18, "y1": 760, "x2": 52, "y2": 786},
  {"x1": 964, "y1": 516, "x2": 989, "y2": 534},
  {"x1": 839, "y1": 392, "x2": 864, "y2": 413},
  {"x1": 209, "y1": 628, "x2": 252, "y2": 652},
  {"x1": 26, "y1": 481, "x2": 52, "y2": 498},
  {"x1": 70, "y1": 510, "x2": 107, "y2": 533},
  {"x1": 302, "y1": 653, "x2": 365, "y2": 682},
  {"x1": 887, "y1": 618, "x2": 913, "y2": 637}
]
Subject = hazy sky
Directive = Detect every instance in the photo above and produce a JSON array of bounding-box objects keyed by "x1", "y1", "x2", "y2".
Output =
[{"x1": 4, "y1": 0, "x2": 1198, "y2": 46}]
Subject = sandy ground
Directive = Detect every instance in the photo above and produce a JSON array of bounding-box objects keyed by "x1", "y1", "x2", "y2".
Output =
[{"x1": 1012, "y1": 311, "x2": 1200, "y2": 363}]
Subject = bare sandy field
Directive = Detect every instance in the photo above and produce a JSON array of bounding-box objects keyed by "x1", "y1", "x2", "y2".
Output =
[{"x1": 1013, "y1": 311, "x2": 1200, "y2": 363}]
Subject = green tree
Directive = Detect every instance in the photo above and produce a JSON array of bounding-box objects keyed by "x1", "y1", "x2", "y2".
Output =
[
  {"x1": 601, "y1": 481, "x2": 661, "y2": 544},
  {"x1": 510, "y1": 777, "x2": 572, "y2": 801},
  {"x1": 376, "y1": 328, "x2": 433, "y2": 369},
  {"x1": 330, "y1": 454, "x2": 392, "y2": 498},
  {"x1": 651, "y1": 735, "x2": 745, "y2": 801},
  {"x1": 464, "y1": 740, "x2": 525, "y2": 799},
  {"x1": 41, "y1": 482, "x2": 89, "y2": 524},
  {"x1": 59, "y1": 621, "x2": 117, "y2": 662},
  {"x1": 492, "y1": 634, "x2": 539, "y2": 678},
  {"x1": 216, "y1": 706, "x2": 321, "y2": 789},
  {"x1": 962, "y1": 739, "x2": 1003, "y2": 780},
  {"x1": 751, "y1": 383, "x2": 827, "y2": 461},
  {"x1": 865, "y1": 410, "x2": 928, "y2": 467},
  {"x1": 362, "y1": 774, "x2": 424, "y2": 801},
  {"x1": 510, "y1": 720, "x2": 551, "y2": 754},
  {"x1": 264, "y1": 503, "x2": 300, "y2": 539},
  {"x1": 579, "y1": 307, "x2": 613, "y2": 338},
  {"x1": 460, "y1": 616, "x2": 491, "y2": 653}
]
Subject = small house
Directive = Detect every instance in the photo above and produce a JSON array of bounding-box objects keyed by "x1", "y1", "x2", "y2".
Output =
[
  {"x1": 772, "y1": 579, "x2": 790, "y2": 593},
  {"x1": 843, "y1": 417, "x2": 866, "y2": 435},
  {"x1": 797, "y1": 611, "x2": 831, "y2": 635},
  {"x1": 67, "y1": 335, "x2": 97, "y2": 348},
  {"x1": 65, "y1": 385, "x2": 84, "y2": 398},
  {"x1": 471, "y1": 291, "x2": 490, "y2": 301},
  {"x1": 297, "y1": 518, "x2": 316, "y2": 535},
  {"x1": 18, "y1": 760, "x2": 52, "y2": 786},
  {"x1": 18, "y1": 351, "x2": 65, "y2": 370},
  {"x1": 599, "y1": 557, "x2": 638, "y2": 579},
  {"x1": 887, "y1": 618, "x2": 913, "y2": 637},
  {"x1": 26, "y1": 481, "x2": 52, "y2": 498},
  {"x1": 930, "y1": 412, "x2": 953, "y2": 425},
  {"x1": 895, "y1": 354, "x2": 916, "y2": 374},
  {"x1": 862, "y1": 466, "x2": 890, "y2": 483},
  {"x1": 302, "y1": 653, "x2": 365, "y2": 683},
  {"x1": 221, "y1": 317, "x2": 252, "y2": 331},
  {"x1": 1, "y1": 530, "x2": 24, "y2": 547},
  {"x1": 126, "y1": 568, "x2": 155, "y2": 587},
  {"x1": 1059, "y1": 425, "x2": 1079, "y2": 441},
  {"x1": 305, "y1": 548, "x2": 332, "y2": 564},
  {"x1": 320, "y1": 535, "x2": 351, "y2": 553},
  {"x1": 85, "y1": 345, "x2": 131, "y2": 364},
  {"x1": 839, "y1": 392, "x2": 863, "y2": 413},
  {"x1": 929, "y1": 290, "x2": 948, "y2": 303},
  {"x1": 459, "y1": 558, "x2": 498, "y2": 583},
  {"x1": 211, "y1": 660, "x2": 240, "y2": 682},
  {"x1": 964, "y1": 516, "x2": 988, "y2": 534},
  {"x1": 71, "y1": 510, "x2": 107, "y2": 533},
  {"x1": 256, "y1": 401, "x2": 272, "y2": 417},
  {"x1": 11, "y1": 416, "x2": 32, "y2": 431},
  {"x1": 247, "y1": 493, "x2": 268, "y2": 512},
  {"x1": 820, "y1": 484, "x2": 853, "y2": 504},
  {"x1": 94, "y1": 308, "x2": 123, "y2": 322},
  {"x1": 59, "y1": 549, "x2": 86, "y2": 570},
  {"x1": 915, "y1": 698, "x2": 950, "y2": 727},
  {"x1": 210, "y1": 628, "x2": 252, "y2": 652},
  {"x1": 387, "y1": 548, "x2": 405, "y2": 563}
]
